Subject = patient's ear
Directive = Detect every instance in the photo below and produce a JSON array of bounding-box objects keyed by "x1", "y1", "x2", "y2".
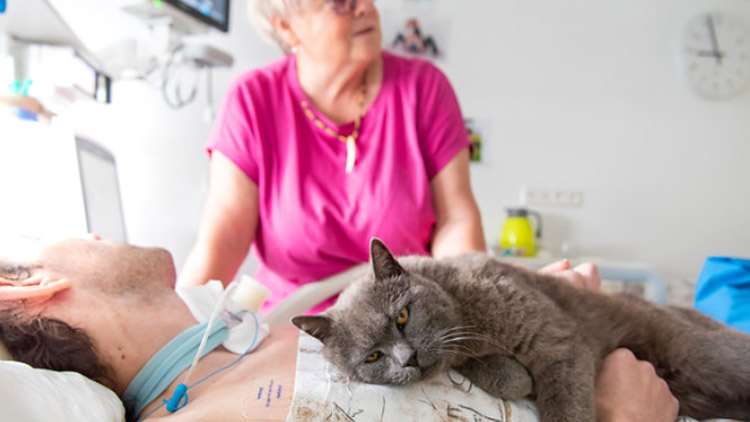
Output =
[{"x1": 292, "y1": 315, "x2": 333, "y2": 344}]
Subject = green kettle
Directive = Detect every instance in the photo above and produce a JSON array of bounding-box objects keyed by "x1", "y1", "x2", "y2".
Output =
[{"x1": 499, "y1": 208, "x2": 542, "y2": 257}]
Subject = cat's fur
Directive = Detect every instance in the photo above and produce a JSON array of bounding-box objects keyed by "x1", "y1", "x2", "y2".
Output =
[{"x1": 293, "y1": 239, "x2": 750, "y2": 422}]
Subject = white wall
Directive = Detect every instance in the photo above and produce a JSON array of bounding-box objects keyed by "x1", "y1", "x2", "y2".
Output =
[
  {"x1": 0, "y1": 117, "x2": 88, "y2": 239},
  {"x1": 438, "y1": 0, "x2": 750, "y2": 285},
  {"x1": 8, "y1": 0, "x2": 749, "y2": 289}
]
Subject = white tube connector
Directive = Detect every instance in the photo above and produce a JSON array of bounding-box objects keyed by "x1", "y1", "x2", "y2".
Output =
[{"x1": 230, "y1": 275, "x2": 270, "y2": 314}]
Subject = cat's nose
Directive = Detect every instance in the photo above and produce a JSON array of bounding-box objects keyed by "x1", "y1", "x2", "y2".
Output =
[{"x1": 405, "y1": 351, "x2": 419, "y2": 368}]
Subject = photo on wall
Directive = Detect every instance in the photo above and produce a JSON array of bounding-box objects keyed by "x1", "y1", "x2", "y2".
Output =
[
  {"x1": 381, "y1": 7, "x2": 449, "y2": 61},
  {"x1": 465, "y1": 118, "x2": 483, "y2": 163}
]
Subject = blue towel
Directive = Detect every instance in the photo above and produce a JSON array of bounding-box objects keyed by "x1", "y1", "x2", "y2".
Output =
[{"x1": 694, "y1": 256, "x2": 750, "y2": 334}]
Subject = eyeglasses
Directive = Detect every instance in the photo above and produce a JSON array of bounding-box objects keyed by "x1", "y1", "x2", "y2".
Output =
[{"x1": 326, "y1": 0, "x2": 374, "y2": 15}]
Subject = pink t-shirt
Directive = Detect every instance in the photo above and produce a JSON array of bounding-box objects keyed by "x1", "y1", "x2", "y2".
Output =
[{"x1": 206, "y1": 51, "x2": 471, "y2": 314}]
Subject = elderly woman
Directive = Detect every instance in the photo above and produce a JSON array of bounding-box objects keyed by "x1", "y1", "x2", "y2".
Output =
[{"x1": 178, "y1": 0, "x2": 486, "y2": 313}]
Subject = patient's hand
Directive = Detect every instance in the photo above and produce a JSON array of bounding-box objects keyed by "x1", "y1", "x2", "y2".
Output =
[
  {"x1": 595, "y1": 348, "x2": 679, "y2": 422},
  {"x1": 539, "y1": 260, "x2": 601, "y2": 291}
]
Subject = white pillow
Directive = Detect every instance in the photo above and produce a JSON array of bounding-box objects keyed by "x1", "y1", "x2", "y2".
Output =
[{"x1": 0, "y1": 360, "x2": 125, "y2": 422}]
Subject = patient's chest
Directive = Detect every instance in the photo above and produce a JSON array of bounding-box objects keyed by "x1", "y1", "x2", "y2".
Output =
[{"x1": 147, "y1": 326, "x2": 299, "y2": 422}]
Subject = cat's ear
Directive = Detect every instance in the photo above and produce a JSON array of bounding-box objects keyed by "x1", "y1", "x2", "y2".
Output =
[
  {"x1": 370, "y1": 238, "x2": 405, "y2": 280},
  {"x1": 292, "y1": 315, "x2": 333, "y2": 344}
]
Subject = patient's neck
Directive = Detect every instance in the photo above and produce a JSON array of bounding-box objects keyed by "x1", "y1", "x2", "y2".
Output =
[
  {"x1": 138, "y1": 348, "x2": 239, "y2": 419},
  {"x1": 101, "y1": 293, "x2": 199, "y2": 396}
]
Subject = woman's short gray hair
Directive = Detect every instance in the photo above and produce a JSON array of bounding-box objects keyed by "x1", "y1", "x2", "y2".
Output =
[{"x1": 249, "y1": 0, "x2": 303, "y2": 53}]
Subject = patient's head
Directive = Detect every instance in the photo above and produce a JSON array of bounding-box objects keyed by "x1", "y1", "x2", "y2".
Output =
[
  {"x1": 0, "y1": 235, "x2": 190, "y2": 392},
  {"x1": 0, "y1": 235, "x2": 176, "y2": 298}
]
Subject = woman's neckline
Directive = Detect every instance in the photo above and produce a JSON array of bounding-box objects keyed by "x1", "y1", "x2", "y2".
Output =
[{"x1": 288, "y1": 52, "x2": 390, "y2": 133}]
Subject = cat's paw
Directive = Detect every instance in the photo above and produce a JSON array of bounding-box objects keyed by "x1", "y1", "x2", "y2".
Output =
[
  {"x1": 492, "y1": 367, "x2": 533, "y2": 399},
  {"x1": 455, "y1": 354, "x2": 533, "y2": 399}
]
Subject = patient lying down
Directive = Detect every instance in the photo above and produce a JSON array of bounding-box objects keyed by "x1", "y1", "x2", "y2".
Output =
[
  {"x1": 0, "y1": 236, "x2": 298, "y2": 422},
  {"x1": 0, "y1": 236, "x2": 695, "y2": 421}
]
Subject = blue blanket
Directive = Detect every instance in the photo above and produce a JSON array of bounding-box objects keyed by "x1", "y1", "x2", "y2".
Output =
[{"x1": 694, "y1": 256, "x2": 750, "y2": 334}]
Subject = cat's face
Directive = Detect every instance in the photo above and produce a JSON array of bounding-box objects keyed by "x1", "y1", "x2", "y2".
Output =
[{"x1": 293, "y1": 239, "x2": 462, "y2": 385}]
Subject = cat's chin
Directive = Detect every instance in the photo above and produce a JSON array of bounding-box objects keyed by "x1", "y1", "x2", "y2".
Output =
[
  {"x1": 360, "y1": 366, "x2": 431, "y2": 385},
  {"x1": 394, "y1": 364, "x2": 440, "y2": 385},
  {"x1": 388, "y1": 367, "x2": 425, "y2": 385}
]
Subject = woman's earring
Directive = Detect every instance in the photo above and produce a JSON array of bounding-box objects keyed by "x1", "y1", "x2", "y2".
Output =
[{"x1": 290, "y1": 45, "x2": 298, "y2": 54}]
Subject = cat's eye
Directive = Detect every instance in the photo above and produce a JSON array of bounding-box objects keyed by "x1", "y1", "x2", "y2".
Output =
[
  {"x1": 396, "y1": 307, "x2": 410, "y2": 330},
  {"x1": 365, "y1": 351, "x2": 382, "y2": 363}
]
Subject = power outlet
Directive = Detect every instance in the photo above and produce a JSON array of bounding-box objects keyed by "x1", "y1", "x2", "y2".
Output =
[{"x1": 520, "y1": 186, "x2": 584, "y2": 207}]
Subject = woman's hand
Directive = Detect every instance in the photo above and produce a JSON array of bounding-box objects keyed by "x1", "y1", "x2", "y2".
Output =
[
  {"x1": 595, "y1": 348, "x2": 679, "y2": 422},
  {"x1": 538, "y1": 259, "x2": 601, "y2": 291}
]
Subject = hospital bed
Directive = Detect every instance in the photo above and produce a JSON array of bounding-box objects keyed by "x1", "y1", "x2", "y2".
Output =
[{"x1": 0, "y1": 263, "x2": 714, "y2": 422}]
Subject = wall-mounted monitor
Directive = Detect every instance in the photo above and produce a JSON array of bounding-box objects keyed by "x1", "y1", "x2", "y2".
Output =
[{"x1": 163, "y1": 0, "x2": 230, "y2": 33}]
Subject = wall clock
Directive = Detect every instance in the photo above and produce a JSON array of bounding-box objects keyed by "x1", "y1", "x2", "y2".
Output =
[{"x1": 682, "y1": 11, "x2": 750, "y2": 99}]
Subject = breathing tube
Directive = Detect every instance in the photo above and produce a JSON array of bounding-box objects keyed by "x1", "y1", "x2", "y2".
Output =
[{"x1": 126, "y1": 276, "x2": 270, "y2": 421}]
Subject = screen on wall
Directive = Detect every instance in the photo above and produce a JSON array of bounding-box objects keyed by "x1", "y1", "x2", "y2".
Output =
[
  {"x1": 76, "y1": 137, "x2": 128, "y2": 242},
  {"x1": 164, "y1": 0, "x2": 230, "y2": 32}
]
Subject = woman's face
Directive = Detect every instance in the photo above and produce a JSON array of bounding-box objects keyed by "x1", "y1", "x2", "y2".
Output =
[{"x1": 289, "y1": 0, "x2": 382, "y2": 66}]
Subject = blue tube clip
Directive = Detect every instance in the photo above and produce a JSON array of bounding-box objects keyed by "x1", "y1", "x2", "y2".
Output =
[{"x1": 163, "y1": 383, "x2": 189, "y2": 413}]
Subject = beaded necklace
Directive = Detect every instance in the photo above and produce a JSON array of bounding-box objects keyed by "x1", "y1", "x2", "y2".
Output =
[{"x1": 300, "y1": 81, "x2": 367, "y2": 174}]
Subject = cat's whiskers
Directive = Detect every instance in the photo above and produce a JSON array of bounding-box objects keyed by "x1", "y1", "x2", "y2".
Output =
[
  {"x1": 444, "y1": 336, "x2": 482, "y2": 343},
  {"x1": 440, "y1": 332, "x2": 488, "y2": 345},
  {"x1": 439, "y1": 335, "x2": 475, "y2": 346},
  {"x1": 419, "y1": 327, "x2": 481, "y2": 366},
  {"x1": 435, "y1": 343, "x2": 475, "y2": 356},
  {"x1": 439, "y1": 347, "x2": 493, "y2": 370},
  {"x1": 440, "y1": 331, "x2": 509, "y2": 357},
  {"x1": 432, "y1": 343, "x2": 483, "y2": 366},
  {"x1": 437, "y1": 325, "x2": 476, "y2": 336},
  {"x1": 437, "y1": 329, "x2": 478, "y2": 343},
  {"x1": 428, "y1": 329, "x2": 491, "y2": 365}
]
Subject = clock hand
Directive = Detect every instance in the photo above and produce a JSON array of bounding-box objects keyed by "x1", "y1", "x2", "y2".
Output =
[{"x1": 706, "y1": 14, "x2": 723, "y2": 65}]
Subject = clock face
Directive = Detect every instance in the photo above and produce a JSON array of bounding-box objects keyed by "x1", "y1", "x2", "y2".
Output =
[{"x1": 683, "y1": 12, "x2": 750, "y2": 99}]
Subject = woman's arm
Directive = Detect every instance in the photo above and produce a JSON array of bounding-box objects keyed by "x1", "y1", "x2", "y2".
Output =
[
  {"x1": 178, "y1": 152, "x2": 259, "y2": 288},
  {"x1": 429, "y1": 147, "x2": 486, "y2": 258}
]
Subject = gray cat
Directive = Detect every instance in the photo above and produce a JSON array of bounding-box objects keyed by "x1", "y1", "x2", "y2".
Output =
[{"x1": 293, "y1": 239, "x2": 750, "y2": 422}]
